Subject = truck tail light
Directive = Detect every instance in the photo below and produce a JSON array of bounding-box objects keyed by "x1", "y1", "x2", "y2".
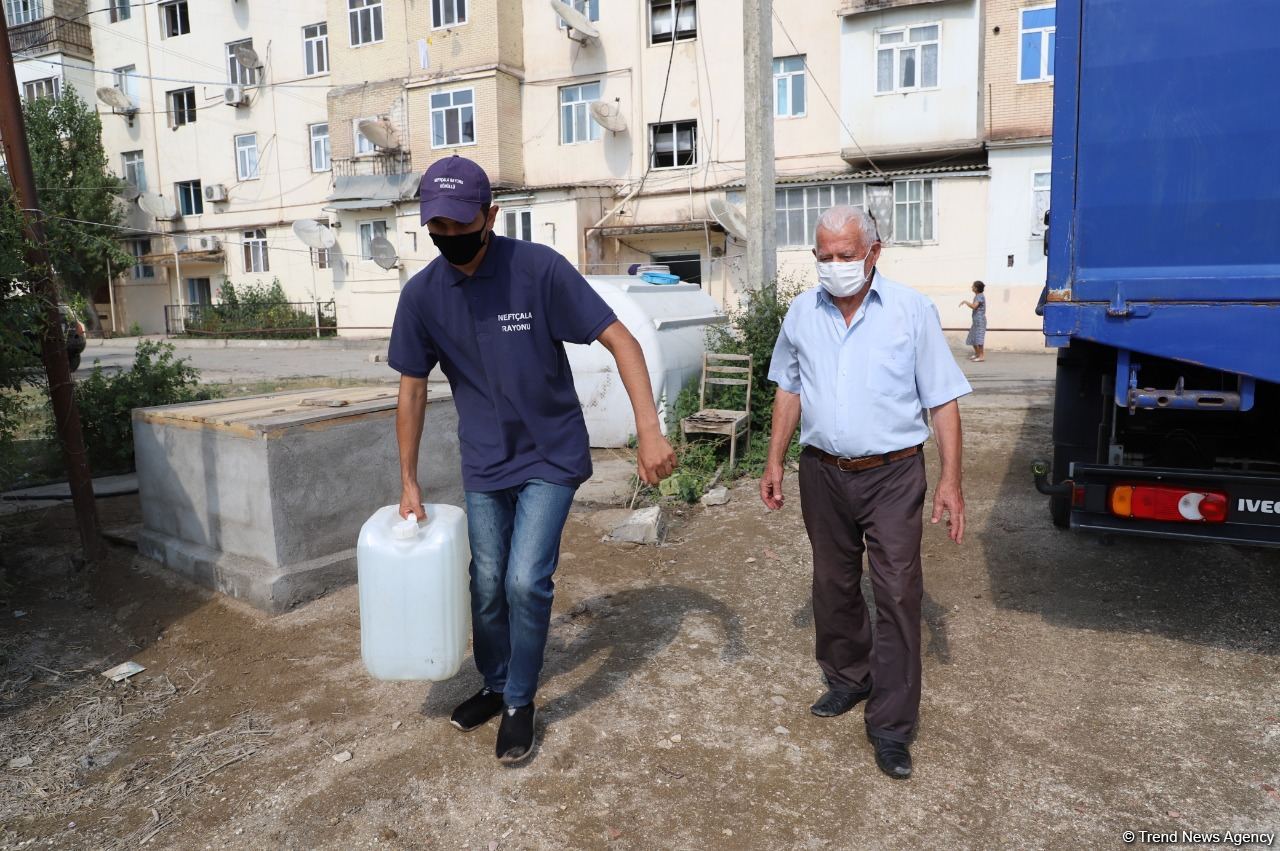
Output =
[{"x1": 1108, "y1": 485, "x2": 1228, "y2": 523}]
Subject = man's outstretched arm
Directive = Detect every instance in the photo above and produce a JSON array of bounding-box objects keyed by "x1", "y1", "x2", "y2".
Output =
[{"x1": 597, "y1": 321, "x2": 677, "y2": 485}]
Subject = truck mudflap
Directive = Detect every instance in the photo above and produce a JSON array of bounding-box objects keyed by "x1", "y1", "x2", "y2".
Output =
[{"x1": 1065, "y1": 464, "x2": 1280, "y2": 547}]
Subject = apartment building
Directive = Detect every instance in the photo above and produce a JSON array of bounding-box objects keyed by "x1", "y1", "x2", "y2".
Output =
[
  {"x1": 320, "y1": 0, "x2": 525, "y2": 332},
  {"x1": 983, "y1": 0, "x2": 1055, "y2": 344},
  {"x1": 88, "y1": 0, "x2": 332, "y2": 333},
  {"x1": 5, "y1": 0, "x2": 95, "y2": 103},
  {"x1": 833, "y1": 0, "x2": 989, "y2": 332}
]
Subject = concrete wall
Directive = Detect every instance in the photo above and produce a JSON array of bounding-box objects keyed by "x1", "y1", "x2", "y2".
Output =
[
  {"x1": 839, "y1": 0, "x2": 982, "y2": 152},
  {"x1": 135, "y1": 393, "x2": 463, "y2": 611},
  {"x1": 14, "y1": 53, "x2": 94, "y2": 103},
  {"x1": 983, "y1": 0, "x2": 1054, "y2": 141}
]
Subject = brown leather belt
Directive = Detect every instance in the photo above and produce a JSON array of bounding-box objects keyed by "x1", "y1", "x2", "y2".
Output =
[{"x1": 806, "y1": 444, "x2": 922, "y2": 473}]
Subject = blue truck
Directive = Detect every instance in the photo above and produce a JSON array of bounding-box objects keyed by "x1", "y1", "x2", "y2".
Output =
[{"x1": 1032, "y1": 0, "x2": 1280, "y2": 546}]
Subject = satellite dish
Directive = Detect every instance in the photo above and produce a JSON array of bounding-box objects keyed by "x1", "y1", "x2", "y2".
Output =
[
  {"x1": 96, "y1": 86, "x2": 135, "y2": 112},
  {"x1": 292, "y1": 219, "x2": 336, "y2": 249},
  {"x1": 357, "y1": 118, "x2": 401, "y2": 150},
  {"x1": 233, "y1": 44, "x2": 262, "y2": 69},
  {"x1": 550, "y1": 0, "x2": 599, "y2": 40},
  {"x1": 370, "y1": 236, "x2": 399, "y2": 270},
  {"x1": 118, "y1": 184, "x2": 142, "y2": 201},
  {"x1": 708, "y1": 197, "x2": 749, "y2": 242},
  {"x1": 589, "y1": 100, "x2": 627, "y2": 133},
  {"x1": 138, "y1": 192, "x2": 178, "y2": 220}
]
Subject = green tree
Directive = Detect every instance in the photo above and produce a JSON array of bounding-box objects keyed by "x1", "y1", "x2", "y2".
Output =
[{"x1": 0, "y1": 88, "x2": 133, "y2": 328}]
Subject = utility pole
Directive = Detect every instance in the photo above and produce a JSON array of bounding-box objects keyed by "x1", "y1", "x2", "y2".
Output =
[
  {"x1": 0, "y1": 14, "x2": 106, "y2": 560},
  {"x1": 743, "y1": 0, "x2": 777, "y2": 294}
]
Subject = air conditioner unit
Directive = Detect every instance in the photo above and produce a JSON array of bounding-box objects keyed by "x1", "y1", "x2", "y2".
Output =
[
  {"x1": 223, "y1": 85, "x2": 248, "y2": 107},
  {"x1": 193, "y1": 235, "x2": 220, "y2": 251},
  {"x1": 203, "y1": 183, "x2": 228, "y2": 203}
]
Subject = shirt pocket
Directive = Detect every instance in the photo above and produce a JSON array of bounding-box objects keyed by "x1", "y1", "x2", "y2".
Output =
[{"x1": 867, "y1": 334, "x2": 916, "y2": 398}]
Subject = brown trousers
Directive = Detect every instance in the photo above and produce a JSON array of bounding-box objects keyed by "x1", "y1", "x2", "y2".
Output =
[{"x1": 798, "y1": 447, "x2": 926, "y2": 743}]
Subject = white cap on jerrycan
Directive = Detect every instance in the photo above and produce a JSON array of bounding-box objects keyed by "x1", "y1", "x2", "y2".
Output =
[{"x1": 392, "y1": 512, "x2": 421, "y2": 540}]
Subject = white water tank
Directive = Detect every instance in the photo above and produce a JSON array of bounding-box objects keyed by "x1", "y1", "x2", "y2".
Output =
[{"x1": 568, "y1": 277, "x2": 725, "y2": 447}]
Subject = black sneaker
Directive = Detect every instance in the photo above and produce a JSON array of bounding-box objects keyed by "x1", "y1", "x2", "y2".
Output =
[
  {"x1": 450, "y1": 688, "x2": 504, "y2": 732},
  {"x1": 495, "y1": 703, "x2": 537, "y2": 764}
]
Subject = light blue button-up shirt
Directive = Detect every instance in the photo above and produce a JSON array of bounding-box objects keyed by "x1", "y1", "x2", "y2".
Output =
[{"x1": 768, "y1": 271, "x2": 972, "y2": 458}]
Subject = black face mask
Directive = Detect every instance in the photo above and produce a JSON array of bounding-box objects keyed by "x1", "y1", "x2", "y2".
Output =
[{"x1": 430, "y1": 225, "x2": 489, "y2": 266}]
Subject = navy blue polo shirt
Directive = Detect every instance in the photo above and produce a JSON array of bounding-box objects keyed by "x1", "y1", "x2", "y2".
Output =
[{"x1": 388, "y1": 235, "x2": 617, "y2": 493}]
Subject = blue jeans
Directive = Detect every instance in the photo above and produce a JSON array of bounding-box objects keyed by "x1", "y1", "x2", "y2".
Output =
[{"x1": 464, "y1": 478, "x2": 576, "y2": 707}]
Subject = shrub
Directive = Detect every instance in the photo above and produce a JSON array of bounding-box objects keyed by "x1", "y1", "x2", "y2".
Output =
[
  {"x1": 182, "y1": 278, "x2": 336, "y2": 339},
  {"x1": 655, "y1": 278, "x2": 809, "y2": 501},
  {"x1": 52, "y1": 340, "x2": 209, "y2": 474}
]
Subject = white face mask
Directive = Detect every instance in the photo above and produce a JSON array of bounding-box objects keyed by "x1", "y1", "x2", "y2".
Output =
[{"x1": 816, "y1": 250, "x2": 874, "y2": 298}]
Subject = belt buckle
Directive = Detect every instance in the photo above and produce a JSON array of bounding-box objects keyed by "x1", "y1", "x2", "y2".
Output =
[{"x1": 837, "y1": 456, "x2": 858, "y2": 472}]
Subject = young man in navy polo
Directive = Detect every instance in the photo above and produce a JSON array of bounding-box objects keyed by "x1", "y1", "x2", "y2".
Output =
[{"x1": 389, "y1": 156, "x2": 677, "y2": 764}]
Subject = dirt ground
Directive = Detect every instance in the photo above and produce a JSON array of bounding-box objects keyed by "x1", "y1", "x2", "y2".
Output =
[{"x1": 2, "y1": 378, "x2": 1279, "y2": 850}]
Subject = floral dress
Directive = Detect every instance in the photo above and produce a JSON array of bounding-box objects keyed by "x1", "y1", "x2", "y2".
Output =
[{"x1": 965, "y1": 293, "x2": 987, "y2": 346}]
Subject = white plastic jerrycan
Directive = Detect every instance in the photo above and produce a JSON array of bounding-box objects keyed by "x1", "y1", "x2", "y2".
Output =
[{"x1": 357, "y1": 504, "x2": 471, "y2": 681}]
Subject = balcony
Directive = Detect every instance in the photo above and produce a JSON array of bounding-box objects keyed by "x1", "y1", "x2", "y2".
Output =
[
  {"x1": 138, "y1": 234, "x2": 226, "y2": 267},
  {"x1": 332, "y1": 150, "x2": 414, "y2": 178},
  {"x1": 7, "y1": 16, "x2": 93, "y2": 60}
]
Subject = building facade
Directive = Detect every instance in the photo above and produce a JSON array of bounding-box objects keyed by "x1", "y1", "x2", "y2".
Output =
[
  {"x1": 88, "y1": 0, "x2": 332, "y2": 334},
  {"x1": 6, "y1": 0, "x2": 95, "y2": 104},
  {"x1": 982, "y1": 0, "x2": 1055, "y2": 347}
]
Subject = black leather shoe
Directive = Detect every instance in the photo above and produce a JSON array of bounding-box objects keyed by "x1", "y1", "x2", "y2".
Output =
[
  {"x1": 496, "y1": 703, "x2": 537, "y2": 764},
  {"x1": 450, "y1": 688, "x2": 504, "y2": 732},
  {"x1": 810, "y1": 685, "x2": 872, "y2": 718},
  {"x1": 869, "y1": 735, "x2": 912, "y2": 780}
]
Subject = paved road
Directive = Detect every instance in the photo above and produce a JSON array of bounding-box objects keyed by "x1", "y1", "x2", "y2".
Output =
[{"x1": 83, "y1": 337, "x2": 1058, "y2": 391}]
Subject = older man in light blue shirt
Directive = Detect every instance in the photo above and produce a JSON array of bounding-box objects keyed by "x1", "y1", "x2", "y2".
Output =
[{"x1": 762, "y1": 206, "x2": 970, "y2": 781}]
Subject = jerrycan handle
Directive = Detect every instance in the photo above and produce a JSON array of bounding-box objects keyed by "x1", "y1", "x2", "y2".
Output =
[{"x1": 392, "y1": 511, "x2": 422, "y2": 540}]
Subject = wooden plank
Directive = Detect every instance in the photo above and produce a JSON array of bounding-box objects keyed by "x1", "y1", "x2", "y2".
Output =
[
  {"x1": 705, "y1": 377, "x2": 749, "y2": 386},
  {"x1": 704, "y1": 365, "x2": 751, "y2": 375},
  {"x1": 706, "y1": 353, "x2": 751, "y2": 362}
]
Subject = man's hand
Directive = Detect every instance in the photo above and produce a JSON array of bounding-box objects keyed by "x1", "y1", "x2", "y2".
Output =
[
  {"x1": 930, "y1": 478, "x2": 965, "y2": 544},
  {"x1": 760, "y1": 461, "x2": 785, "y2": 510},
  {"x1": 400, "y1": 482, "x2": 426, "y2": 522},
  {"x1": 636, "y1": 432, "x2": 676, "y2": 486}
]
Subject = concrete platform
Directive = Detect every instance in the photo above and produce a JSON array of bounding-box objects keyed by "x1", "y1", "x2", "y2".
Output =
[{"x1": 133, "y1": 386, "x2": 462, "y2": 613}]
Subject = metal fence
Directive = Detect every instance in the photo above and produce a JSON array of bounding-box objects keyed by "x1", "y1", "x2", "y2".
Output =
[
  {"x1": 8, "y1": 16, "x2": 93, "y2": 56},
  {"x1": 164, "y1": 301, "x2": 337, "y2": 338},
  {"x1": 332, "y1": 151, "x2": 414, "y2": 177}
]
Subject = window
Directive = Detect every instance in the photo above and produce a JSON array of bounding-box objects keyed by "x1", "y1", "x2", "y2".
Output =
[
  {"x1": 650, "y1": 120, "x2": 697, "y2": 169},
  {"x1": 430, "y1": 89, "x2": 475, "y2": 148},
  {"x1": 432, "y1": 0, "x2": 466, "y2": 28},
  {"x1": 22, "y1": 78, "x2": 59, "y2": 102},
  {"x1": 167, "y1": 87, "x2": 196, "y2": 126},
  {"x1": 502, "y1": 208, "x2": 533, "y2": 241},
  {"x1": 128, "y1": 238, "x2": 154, "y2": 279},
  {"x1": 160, "y1": 0, "x2": 189, "y2": 38},
  {"x1": 1032, "y1": 170, "x2": 1051, "y2": 235},
  {"x1": 5, "y1": 0, "x2": 44, "y2": 26},
  {"x1": 556, "y1": 0, "x2": 598, "y2": 26},
  {"x1": 353, "y1": 116, "x2": 379, "y2": 155},
  {"x1": 235, "y1": 134, "x2": 259, "y2": 181},
  {"x1": 359, "y1": 220, "x2": 388, "y2": 260},
  {"x1": 651, "y1": 252, "x2": 701, "y2": 285},
  {"x1": 1019, "y1": 6, "x2": 1055, "y2": 83},
  {"x1": 650, "y1": 0, "x2": 696, "y2": 44},
  {"x1": 310, "y1": 123, "x2": 331, "y2": 172},
  {"x1": 773, "y1": 56, "x2": 806, "y2": 118},
  {"x1": 312, "y1": 247, "x2": 330, "y2": 269},
  {"x1": 876, "y1": 24, "x2": 939, "y2": 94},
  {"x1": 348, "y1": 0, "x2": 383, "y2": 46},
  {"x1": 243, "y1": 229, "x2": 269, "y2": 273},
  {"x1": 560, "y1": 82, "x2": 602, "y2": 145},
  {"x1": 175, "y1": 180, "x2": 203, "y2": 216},
  {"x1": 185, "y1": 277, "x2": 212, "y2": 306},
  {"x1": 112, "y1": 65, "x2": 138, "y2": 106},
  {"x1": 892, "y1": 179, "x2": 934, "y2": 243},
  {"x1": 774, "y1": 183, "x2": 866, "y2": 248},
  {"x1": 227, "y1": 39, "x2": 258, "y2": 86},
  {"x1": 109, "y1": 0, "x2": 130, "y2": 23},
  {"x1": 122, "y1": 150, "x2": 147, "y2": 191},
  {"x1": 303, "y1": 23, "x2": 329, "y2": 76}
]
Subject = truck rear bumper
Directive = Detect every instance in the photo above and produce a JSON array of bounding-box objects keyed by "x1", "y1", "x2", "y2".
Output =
[{"x1": 1069, "y1": 464, "x2": 1280, "y2": 547}]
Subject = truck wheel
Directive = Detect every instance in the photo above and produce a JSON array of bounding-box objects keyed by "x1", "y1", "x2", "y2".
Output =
[{"x1": 1049, "y1": 341, "x2": 1108, "y2": 528}]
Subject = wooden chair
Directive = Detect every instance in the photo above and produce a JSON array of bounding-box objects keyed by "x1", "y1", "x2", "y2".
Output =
[{"x1": 680, "y1": 353, "x2": 753, "y2": 471}]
